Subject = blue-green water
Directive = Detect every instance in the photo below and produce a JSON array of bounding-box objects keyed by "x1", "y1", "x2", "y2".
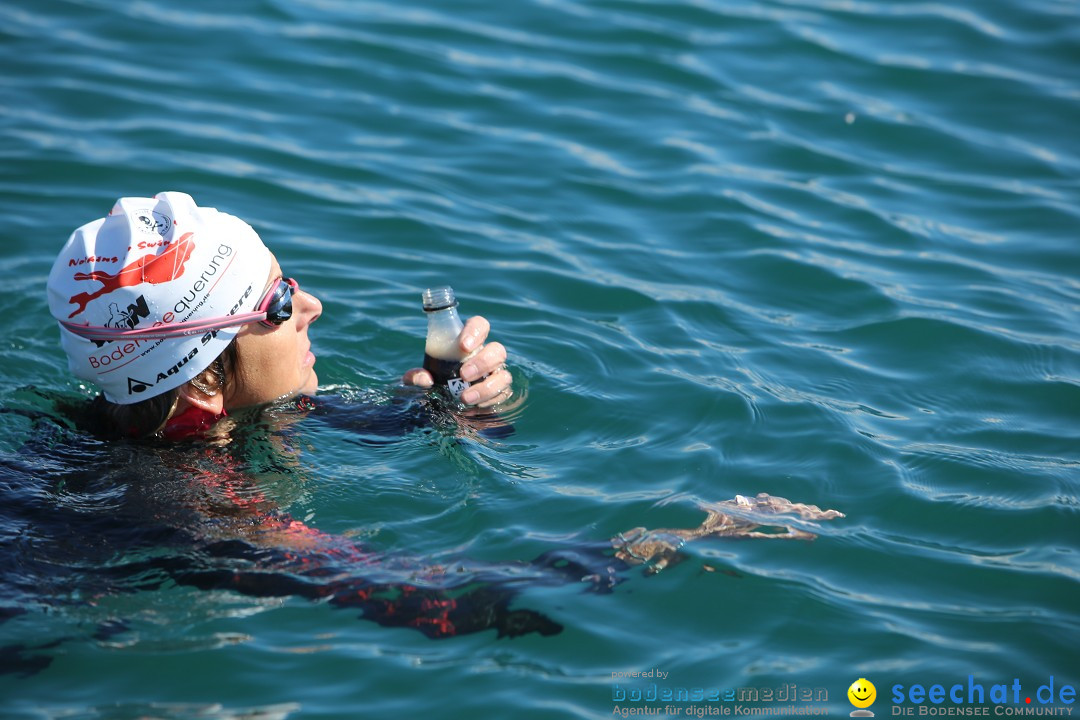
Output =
[{"x1": 1, "y1": 0, "x2": 1078, "y2": 718}]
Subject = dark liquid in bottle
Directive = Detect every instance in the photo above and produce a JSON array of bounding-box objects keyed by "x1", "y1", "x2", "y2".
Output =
[
  {"x1": 423, "y1": 353, "x2": 467, "y2": 390},
  {"x1": 423, "y1": 352, "x2": 513, "y2": 437}
]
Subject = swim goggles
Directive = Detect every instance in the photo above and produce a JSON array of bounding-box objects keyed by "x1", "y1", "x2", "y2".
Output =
[{"x1": 61, "y1": 277, "x2": 300, "y2": 342}]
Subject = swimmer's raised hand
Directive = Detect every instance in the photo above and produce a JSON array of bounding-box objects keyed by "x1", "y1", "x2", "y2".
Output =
[{"x1": 402, "y1": 315, "x2": 513, "y2": 407}]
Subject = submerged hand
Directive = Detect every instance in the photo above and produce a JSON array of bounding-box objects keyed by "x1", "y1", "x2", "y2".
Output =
[
  {"x1": 612, "y1": 493, "x2": 845, "y2": 574},
  {"x1": 402, "y1": 315, "x2": 513, "y2": 407}
]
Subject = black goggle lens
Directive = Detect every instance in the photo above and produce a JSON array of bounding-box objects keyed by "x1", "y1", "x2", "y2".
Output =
[{"x1": 260, "y1": 277, "x2": 297, "y2": 327}]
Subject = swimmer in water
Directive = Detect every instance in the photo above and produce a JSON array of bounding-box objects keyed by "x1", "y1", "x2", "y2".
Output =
[
  {"x1": 31, "y1": 192, "x2": 843, "y2": 649},
  {"x1": 48, "y1": 191, "x2": 512, "y2": 440}
]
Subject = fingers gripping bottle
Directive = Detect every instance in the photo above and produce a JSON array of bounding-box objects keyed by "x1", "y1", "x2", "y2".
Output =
[{"x1": 422, "y1": 286, "x2": 472, "y2": 400}]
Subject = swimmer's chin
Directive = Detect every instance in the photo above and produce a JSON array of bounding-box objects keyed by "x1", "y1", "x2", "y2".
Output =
[
  {"x1": 278, "y1": 371, "x2": 319, "y2": 403},
  {"x1": 237, "y1": 371, "x2": 320, "y2": 410}
]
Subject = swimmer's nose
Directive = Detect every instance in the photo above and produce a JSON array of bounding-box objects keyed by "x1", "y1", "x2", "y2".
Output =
[{"x1": 296, "y1": 288, "x2": 322, "y2": 328}]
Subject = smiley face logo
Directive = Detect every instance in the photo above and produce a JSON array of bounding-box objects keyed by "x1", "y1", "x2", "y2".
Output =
[{"x1": 848, "y1": 678, "x2": 876, "y2": 716}]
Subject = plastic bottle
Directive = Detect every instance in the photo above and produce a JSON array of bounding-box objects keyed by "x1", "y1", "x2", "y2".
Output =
[{"x1": 422, "y1": 285, "x2": 471, "y2": 400}]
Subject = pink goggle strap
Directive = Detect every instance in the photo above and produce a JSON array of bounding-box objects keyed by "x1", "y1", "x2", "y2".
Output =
[{"x1": 60, "y1": 310, "x2": 268, "y2": 342}]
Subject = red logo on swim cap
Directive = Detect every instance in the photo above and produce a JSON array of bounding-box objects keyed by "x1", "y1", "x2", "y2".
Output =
[{"x1": 67, "y1": 232, "x2": 196, "y2": 318}]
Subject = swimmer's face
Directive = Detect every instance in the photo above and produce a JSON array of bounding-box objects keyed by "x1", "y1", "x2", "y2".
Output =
[
  {"x1": 226, "y1": 253, "x2": 323, "y2": 408},
  {"x1": 848, "y1": 679, "x2": 876, "y2": 709}
]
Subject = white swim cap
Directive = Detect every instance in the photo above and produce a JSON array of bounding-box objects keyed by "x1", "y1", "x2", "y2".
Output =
[{"x1": 47, "y1": 191, "x2": 272, "y2": 404}]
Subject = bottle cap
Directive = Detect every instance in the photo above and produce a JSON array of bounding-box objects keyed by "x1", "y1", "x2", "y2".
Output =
[{"x1": 422, "y1": 286, "x2": 458, "y2": 312}]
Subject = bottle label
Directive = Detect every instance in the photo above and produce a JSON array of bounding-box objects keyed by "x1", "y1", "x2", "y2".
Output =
[
  {"x1": 423, "y1": 353, "x2": 471, "y2": 399},
  {"x1": 446, "y1": 377, "x2": 470, "y2": 399}
]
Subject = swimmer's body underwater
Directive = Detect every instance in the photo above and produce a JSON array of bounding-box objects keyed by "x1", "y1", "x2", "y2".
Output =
[{"x1": 27, "y1": 192, "x2": 843, "y2": 649}]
